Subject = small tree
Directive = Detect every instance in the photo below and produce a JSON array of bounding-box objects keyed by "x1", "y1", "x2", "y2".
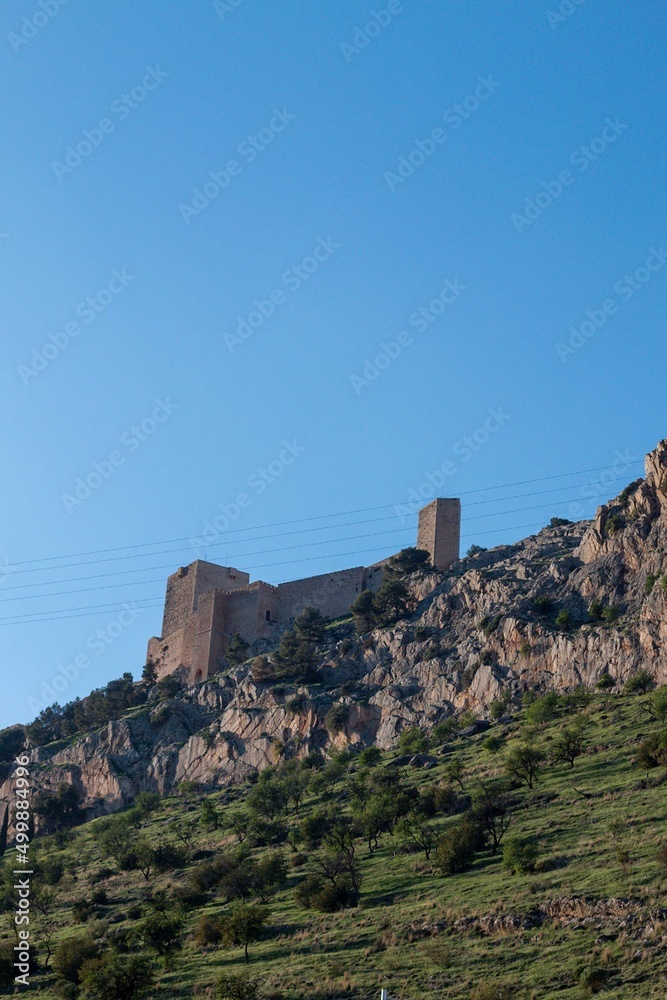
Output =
[
  {"x1": 551, "y1": 724, "x2": 587, "y2": 768},
  {"x1": 293, "y1": 607, "x2": 328, "y2": 643},
  {"x1": 398, "y1": 726, "x2": 429, "y2": 755},
  {"x1": 226, "y1": 633, "x2": 250, "y2": 666},
  {"x1": 435, "y1": 818, "x2": 479, "y2": 875},
  {"x1": 140, "y1": 911, "x2": 184, "y2": 967},
  {"x1": 142, "y1": 661, "x2": 157, "y2": 684},
  {"x1": 373, "y1": 579, "x2": 412, "y2": 626},
  {"x1": 351, "y1": 590, "x2": 377, "y2": 633},
  {"x1": 502, "y1": 836, "x2": 539, "y2": 874},
  {"x1": 220, "y1": 903, "x2": 270, "y2": 963},
  {"x1": 398, "y1": 811, "x2": 437, "y2": 859},
  {"x1": 444, "y1": 755, "x2": 466, "y2": 791},
  {"x1": 201, "y1": 798, "x2": 220, "y2": 830},
  {"x1": 78, "y1": 953, "x2": 154, "y2": 1000},
  {"x1": 53, "y1": 934, "x2": 99, "y2": 984},
  {"x1": 624, "y1": 669, "x2": 655, "y2": 695},
  {"x1": 386, "y1": 547, "x2": 432, "y2": 578},
  {"x1": 216, "y1": 972, "x2": 261, "y2": 1000},
  {"x1": 505, "y1": 741, "x2": 545, "y2": 788},
  {"x1": 472, "y1": 782, "x2": 512, "y2": 854}
]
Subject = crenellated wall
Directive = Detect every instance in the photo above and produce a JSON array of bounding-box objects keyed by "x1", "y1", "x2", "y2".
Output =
[{"x1": 146, "y1": 498, "x2": 461, "y2": 684}]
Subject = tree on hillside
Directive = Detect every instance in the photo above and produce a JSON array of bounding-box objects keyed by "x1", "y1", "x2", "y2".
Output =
[
  {"x1": 505, "y1": 741, "x2": 545, "y2": 789},
  {"x1": 293, "y1": 606, "x2": 328, "y2": 643},
  {"x1": 226, "y1": 633, "x2": 250, "y2": 666},
  {"x1": 373, "y1": 579, "x2": 413, "y2": 626},
  {"x1": 472, "y1": 781, "x2": 513, "y2": 854},
  {"x1": 220, "y1": 903, "x2": 270, "y2": 963},
  {"x1": 551, "y1": 724, "x2": 588, "y2": 768},
  {"x1": 386, "y1": 547, "x2": 432, "y2": 578},
  {"x1": 34, "y1": 782, "x2": 83, "y2": 832},
  {"x1": 78, "y1": 952, "x2": 155, "y2": 1000},
  {"x1": 351, "y1": 589, "x2": 377, "y2": 633}
]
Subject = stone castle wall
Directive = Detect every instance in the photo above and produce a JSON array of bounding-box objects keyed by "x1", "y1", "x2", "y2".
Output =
[{"x1": 147, "y1": 498, "x2": 461, "y2": 684}]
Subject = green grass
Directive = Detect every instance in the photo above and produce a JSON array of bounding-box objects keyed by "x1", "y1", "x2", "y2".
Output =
[{"x1": 3, "y1": 693, "x2": 667, "y2": 998}]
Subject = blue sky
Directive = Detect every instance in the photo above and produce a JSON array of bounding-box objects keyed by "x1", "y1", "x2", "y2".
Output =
[{"x1": 0, "y1": 0, "x2": 665, "y2": 728}]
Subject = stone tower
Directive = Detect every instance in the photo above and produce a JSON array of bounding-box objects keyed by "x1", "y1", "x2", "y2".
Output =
[{"x1": 417, "y1": 498, "x2": 461, "y2": 571}]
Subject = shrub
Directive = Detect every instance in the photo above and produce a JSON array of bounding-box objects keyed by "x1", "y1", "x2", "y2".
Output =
[
  {"x1": 588, "y1": 599, "x2": 604, "y2": 620},
  {"x1": 398, "y1": 726, "x2": 429, "y2": 754},
  {"x1": 325, "y1": 704, "x2": 349, "y2": 736},
  {"x1": 482, "y1": 735, "x2": 503, "y2": 754},
  {"x1": 294, "y1": 873, "x2": 359, "y2": 912},
  {"x1": 386, "y1": 547, "x2": 432, "y2": 577},
  {"x1": 635, "y1": 731, "x2": 667, "y2": 771},
  {"x1": 579, "y1": 965, "x2": 608, "y2": 993},
  {"x1": 152, "y1": 842, "x2": 188, "y2": 872},
  {"x1": 533, "y1": 594, "x2": 552, "y2": 615},
  {"x1": 555, "y1": 609, "x2": 571, "y2": 630},
  {"x1": 156, "y1": 675, "x2": 181, "y2": 700},
  {"x1": 601, "y1": 604, "x2": 620, "y2": 624},
  {"x1": 645, "y1": 573, "x2": 658, "y2": 594},
  {"x1": 502, "y1": 836, "x2": 539, "y2": 874},
  {"x1": 624, "y1": 669, "x2": 655, "y2": 694},
  {"x1": 226, "y1": 633, "x2": 250, "y2": 666},
  {"x1": 435, "y1": 818, "x2": 479, "y2": 876},
  {"x1": 195, "y1": 913, "x2": 224, "y2": 947},
  {"x1": 250, "y1": 656, "x2": 275, "y2": 683},
  {"x1": 78, "y1": 953, "x2": 155, "y2": 999},
  {"x1": 596, "y1": 672, "x2": 615, "y2": 690},
  {"x1": 431, "y1": 717, "x2": 460, "y2": 743},
  {"x1": 466, "y1": 545, "x2": 487, "y2": 557},
  {"x1": 216, "y1": 972, "x2": 261, "y2": 1000},
  {"x1": 524, "y1": 691, "x2": 561, "y2": 726},
  {"x1": 90, "y1": 887, "x2": 107, "y2": 906},
  {"x1": 358, "y1": 746, "x2": 382, "y2": 767},
  {"x1": 53, "y1": 934, "x2": 100, "y2": 984}
]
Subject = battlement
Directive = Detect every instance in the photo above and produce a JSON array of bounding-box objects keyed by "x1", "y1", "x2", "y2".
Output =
[{"x1": 147, "y1": 497, "x2": 461, "y2": 684}]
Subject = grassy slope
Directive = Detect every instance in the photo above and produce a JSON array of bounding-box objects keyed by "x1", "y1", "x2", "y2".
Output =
[{"x1": 5, "y1": 692, "x2": 667, "y2": 999}]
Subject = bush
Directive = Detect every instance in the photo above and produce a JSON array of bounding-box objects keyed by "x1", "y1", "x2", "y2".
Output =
[
  {"x1": 216, "y1": 972, "x2": 261, "y2": 1000},
  {"x1": 555, "y1": 609, "x2": 571, "y2": 630},
  {"x1": 294, "y1": 873, "x2": 359, "y2": 912},
  {"x1": 226, "y1": 633, "x2": 250, "y2": 666},
  {"x1": 596, "y1": 672, "x2": 615, "y2": 690},
  {"x1": 325, "y1": 703, "x2": 349, "y2": 736},
  {"x1": 358, "y1": 746, "x2": 382, "y2": 767},
  {"x1": 152, "y1": 842, "x2": 188, "y2": 872},
  {"x1": 624, "y1": 669, "x2": 655, "y2": 694},
  {"x1": 524, "y1": 691, "x2": 562, "y2": 726},
  {"x1": 156, "y1": 675, "x2": 181, "y2": 700},
  {"x1": 601, "y1": 604, "x2": 620, "y2": 624},
  {"x1": 502, "y1": 836, "x2": 539, "y2": 874},
  {"x1": 53, "y1": 935, "x2": 100, "y2": 984},
  {"x1": 195, "y1": 913, "x2": 224, "y2": 947},
  {"x1": 579, "y1": 965, "x2": 608, "y2": 994},
  {"x1": 90, "y1": 887, "x2": 107, "y2": 906},
  {"x1": 398, "y1": 726, "x2": 429, "y2": 754},
  {"x1": 533, "y1": 594, "x2": 552, "y2": 615},
  {"x1": 78, "y1": 952, "x2": 155, "y2": 999},
  {"x1": 435, "y1": 818, "x2": 479, "y2": 876}
]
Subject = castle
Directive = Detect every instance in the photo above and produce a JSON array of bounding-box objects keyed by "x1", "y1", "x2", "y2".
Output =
[{"x1": 147, "y1": 497, "x2": 461, "y2": 684}]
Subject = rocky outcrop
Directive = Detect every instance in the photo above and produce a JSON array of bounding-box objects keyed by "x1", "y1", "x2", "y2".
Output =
[{"x1": 4, "y1": 438, "x2": 667, "y2": 820}]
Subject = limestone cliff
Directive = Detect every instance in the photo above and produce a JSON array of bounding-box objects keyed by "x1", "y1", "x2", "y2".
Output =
[{"x1": 4, "y1": 438, "x2": 667, "y2": 820}]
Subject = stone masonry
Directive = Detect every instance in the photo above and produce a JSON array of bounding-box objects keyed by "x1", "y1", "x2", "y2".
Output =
[{"x1": 147, "y1": 497, "x2": 461, "y2": 683}]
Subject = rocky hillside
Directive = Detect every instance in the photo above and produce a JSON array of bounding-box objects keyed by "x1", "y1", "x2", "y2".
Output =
[{"x1": 3, "y1": 438, "x2": 667, "y2": 820}]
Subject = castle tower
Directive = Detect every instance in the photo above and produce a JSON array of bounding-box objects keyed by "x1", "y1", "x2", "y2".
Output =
[{"x1": 417, "y1": 498, "x2": 461, "y2": 571}]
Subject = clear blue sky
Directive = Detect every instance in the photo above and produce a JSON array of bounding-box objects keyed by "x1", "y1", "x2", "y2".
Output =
[{"x1": 1, "y1": 0, "x2": 665, "y2": 729}]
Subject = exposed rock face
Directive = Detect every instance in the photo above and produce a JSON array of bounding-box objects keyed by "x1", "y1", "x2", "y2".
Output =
[{"x1": 4, "y1": 438, "x2": 667, "y2": 821}]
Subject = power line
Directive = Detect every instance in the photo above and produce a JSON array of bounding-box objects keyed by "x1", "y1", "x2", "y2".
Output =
[
  {"x1": 0, "y1": 476, "x2": 634, "y2": 587},
  {"x1": 3, "y1": 460, "x2": 643, "y2": 573}
]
